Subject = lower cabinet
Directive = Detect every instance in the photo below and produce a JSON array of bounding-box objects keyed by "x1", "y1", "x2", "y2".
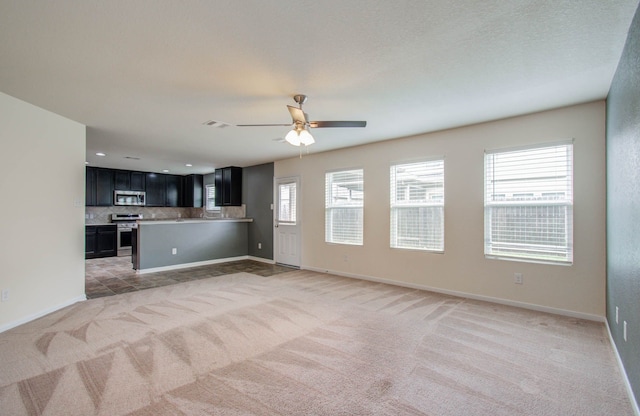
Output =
[{"x1": 86, "y1": 225, "x2": 117, "y2": 259}]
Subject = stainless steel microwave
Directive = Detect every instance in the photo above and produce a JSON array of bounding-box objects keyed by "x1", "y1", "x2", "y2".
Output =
[{"x1": 114, "y1": 190, "x2": 146, "y2": 206}]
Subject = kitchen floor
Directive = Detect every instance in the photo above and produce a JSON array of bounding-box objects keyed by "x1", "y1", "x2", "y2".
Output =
[{"x1": 85, "y1": 256, "x2": 295, "y2": 299}]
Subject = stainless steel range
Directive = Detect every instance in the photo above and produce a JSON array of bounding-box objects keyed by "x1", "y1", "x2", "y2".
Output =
[{"x1": 111, "y1": 213, "x2": 143, "y2": 256}]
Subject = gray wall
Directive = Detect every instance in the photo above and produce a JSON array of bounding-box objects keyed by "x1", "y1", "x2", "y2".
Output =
[
  {"x1": 138, "y1": 221, "x2": 248, "y2": 270},
  {"x1": 243, "y1": 163, "x2": 274, "y2": 260},
  {"x1": 606, "y1": 2, "x2": 640, "y2": 406}
]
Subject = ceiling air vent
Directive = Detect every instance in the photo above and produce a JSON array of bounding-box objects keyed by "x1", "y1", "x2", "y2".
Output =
[{"x1": 203, "y1": 120, "x2": 230, "y2": 128}]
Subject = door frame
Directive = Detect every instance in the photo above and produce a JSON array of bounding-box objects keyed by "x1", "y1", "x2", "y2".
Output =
[{"x1": 273, "y1": 176, "x2": 302, "y2": 268}]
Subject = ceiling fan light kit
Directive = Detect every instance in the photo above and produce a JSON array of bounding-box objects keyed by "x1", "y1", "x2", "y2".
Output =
[
  {"x1": 285, "y1": 127, "x2": 315, "y2": 146},
  {"x1": 237, "y1": 94, "x2": 366, "y2": 148}
]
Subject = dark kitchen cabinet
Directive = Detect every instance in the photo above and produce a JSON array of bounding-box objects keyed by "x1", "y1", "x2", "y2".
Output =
[
  {"x1": 182, "y1": 174, "x2": 203, "y2": 208},
  {"x1": 85, "y1": 167, "x2": 96, "y2": 206},
  {"x1": 114, "y1": 170, "x2": 145, "y2": 191},
  {"x1": 130, "y1": 172, "x2": 145, "y2": 191},
  {"x1": 215, "y1": 166, "x2": 242, "y2": 206},
  {"x1": 114, "y1": 170, "x2": 130, "y2": 190},
  {"x1": 95, "y1": 168, "x2": 114, "y2": 206},
  {"x1": 214, "y1": 169, "x2": 222, "y2": 205},
  {"x1": 85, "y1": 225, "x2": 117, "y2": 259},
  {"x1": 85, "y1": 167, "x2": 112, "y2": 206},
  {"x1": 86, "y1": 168, "x2": 192, "y2": 207},
  {"x1": 165, "y1": 175, "x2": 182, "y2": 207},
  {"x1": 145, "y1": 173, "x2": 166, "y2": 207}
]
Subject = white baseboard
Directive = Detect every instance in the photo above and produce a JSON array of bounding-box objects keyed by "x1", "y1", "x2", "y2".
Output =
[
  {"x1": 248, "y1": 256, "x2": 275, "y2": 264},
  {"x1": 0, "y1": 295, "x2": 86, "y2": 334},
  {"x1": 605, "y1": 320, "x2": 640, "y2": 416},
  {"x1": 136, "y1": 256, "x2": 250, "y2": 274},
  {"x1": 303, "y1": 266, "x2": 604, "y2": 322}
]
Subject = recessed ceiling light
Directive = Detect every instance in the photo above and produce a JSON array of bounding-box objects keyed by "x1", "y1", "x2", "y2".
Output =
[
  {"x1": 162, "y1": 169, "x2": 169, "y2": 173},
  {"x1": 96, "y1": 152, "x2": 106, "y2": 157},
  {"x1": 185, "y1": 163, "x2": 192, "y2": 167}
]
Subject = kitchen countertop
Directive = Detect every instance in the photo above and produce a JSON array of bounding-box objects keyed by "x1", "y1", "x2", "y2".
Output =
[{"x1": 137, "y1": 218, "x2": 253, "y2": 225}]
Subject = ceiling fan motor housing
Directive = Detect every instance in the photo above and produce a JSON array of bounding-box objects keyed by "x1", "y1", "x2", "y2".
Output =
[{"x1": 293, "y1": 94, "x2": 308, "y2": 106}]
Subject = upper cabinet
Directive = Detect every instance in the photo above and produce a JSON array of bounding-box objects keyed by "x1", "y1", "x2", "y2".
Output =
[
  {"x1": 86, "y1": 168, "x2": 204, "y2": 208},
  {"x1": 145, "y1": 173, "x2": 166, "y2": 207},
  {"x1": 130, "y1": 172, "x2": 145, "y2": 191},
  {"x1": 183, "y1": 174, "x2": 203, "y2": 208},
  {"x1": 114, "y1": 170, "x2": 146, "y2": 191},
  {"x1": 114, "y1": 170, "x2": 130, "y2": 190},
  {"x1": 86, "y1": 167, "x2": 96, "y2": 206},
  {"x1": 215, "y1": 166, "x2": 242, "y2": 206},
  {"x1": 96, "y1": 169, "x2": 114, "y2": 206},
  {"x1": 165, "y1": 175, "x2": 182, "y2": 207},
  {"x1": 86, "y1": 167, "x2": 114, "y2": 206}
]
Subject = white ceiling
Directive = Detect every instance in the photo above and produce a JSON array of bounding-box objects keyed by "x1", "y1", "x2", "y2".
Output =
[{"x1": 0, "y1": 1, "x2": 638, "y2": 175}]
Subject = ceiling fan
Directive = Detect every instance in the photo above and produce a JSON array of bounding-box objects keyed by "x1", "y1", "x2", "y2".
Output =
[{"x1": 237, "y1": 94, "x2": 366, "y2": 146}]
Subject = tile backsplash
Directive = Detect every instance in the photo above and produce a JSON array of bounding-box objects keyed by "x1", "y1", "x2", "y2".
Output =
[{"x1": 85, "y1": 205, "x2": 246, "y2": 224}]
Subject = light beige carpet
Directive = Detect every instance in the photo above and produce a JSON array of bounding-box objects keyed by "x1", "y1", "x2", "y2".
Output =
[{"x1": 0, "y1": 270, "x2": 633, "y2": 415}]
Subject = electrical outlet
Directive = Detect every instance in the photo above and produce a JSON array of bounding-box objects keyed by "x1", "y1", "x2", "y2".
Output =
[
  {"x1": 514, "y1": 273, "x2": 523, "y2": 284},
  {"x1": 172, "y1": 248, "x2": 177, "y2": 255},
  {"x1": 616, "y1": 306, "x2": 619, "y2": 324},
  {"x1": 258, "y1": 243, "x2": 262, "y2": 249},
  {"x1": 1, "y1": 289, "x2": 9, "y2": 302},
  {"x1": 624, "y1": 321, "x2": 627, "y2": 341}
]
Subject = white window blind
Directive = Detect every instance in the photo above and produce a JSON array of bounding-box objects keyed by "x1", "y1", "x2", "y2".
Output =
[
  {"x1": 205, "y1": 185, "x2": 219, "y2": 212},
  {"x1": 325, "y1": 169, "x2": 363, "y2": 245},
  {"x1": 390, "y1": 159, "x2": 444, "y2": 251},
  {"x1": 278, "y1": 182, "x2": 296, "y2": 223},
  {"x1": 484, "y1": 142, "x2": 573, "y2": 264}
]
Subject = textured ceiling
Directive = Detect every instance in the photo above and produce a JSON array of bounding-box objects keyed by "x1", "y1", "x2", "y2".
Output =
[{"x1": 0, "y1": 1, "x2": 638, "y2": 174}]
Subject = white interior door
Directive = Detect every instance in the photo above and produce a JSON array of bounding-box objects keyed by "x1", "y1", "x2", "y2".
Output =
[{"x1": 274, "y1": 177, "x2": 301, "y2": 268}]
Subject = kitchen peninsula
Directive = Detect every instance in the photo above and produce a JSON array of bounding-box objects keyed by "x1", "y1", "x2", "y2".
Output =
[{"x1": 132, "y1": 218, "x2": 253, "y2": 272}]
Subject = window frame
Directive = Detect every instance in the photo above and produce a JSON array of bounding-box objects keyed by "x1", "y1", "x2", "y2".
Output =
[
  {"x1": 325, "y1": 168, "x2": 364, "y2": 246},
  {"x1": 484, "y1": 141, "x2": 574, "y2": 265},
  {"x1": 205, "y1": 184, "x2": 220, "y2": 213},
  {"x1": 390, "y1": 158, "x2": 445, "y2": 252},
  {"x1": 277, "y1": 181, "x2": 297, "y2": 225}
]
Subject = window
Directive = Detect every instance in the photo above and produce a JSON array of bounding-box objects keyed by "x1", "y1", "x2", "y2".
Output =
[
  {"x1": 390, "y1": 159, "x2": 444, "y2": 251},
  {"x1": 278, "y1": 182, "x2": 296, "y2": 224},
  {"x1": 325, "y1": 169, "x2": 363, "y2": 245},
  {"x1": 484, "y1": 142, "x2": 573, "y2": 264},
  {"x1": 205, "y1": 184, "x2": 220, "y2": 212}
]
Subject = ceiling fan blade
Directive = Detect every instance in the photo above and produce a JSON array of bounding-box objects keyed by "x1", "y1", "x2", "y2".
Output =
[
  {"x1": 236, "y1": 123, "x2": 292, "y2": 127},
  {"x1": 309, "y1": 120, "x2": 367, "y2": 128},
  {"x1": 287, "y1": 105, "x2": 307, "y2": 124}
]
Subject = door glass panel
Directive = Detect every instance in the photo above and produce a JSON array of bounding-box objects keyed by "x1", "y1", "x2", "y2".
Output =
[{"x1": 278, "y1": 182, "x2": 296, "y2": 224}]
